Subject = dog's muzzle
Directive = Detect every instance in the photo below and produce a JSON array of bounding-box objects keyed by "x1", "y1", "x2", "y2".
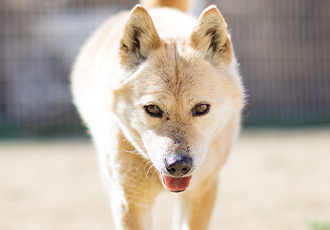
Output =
[{"x1": 161, "y1": 155, "x2": 193, "y2": 192}]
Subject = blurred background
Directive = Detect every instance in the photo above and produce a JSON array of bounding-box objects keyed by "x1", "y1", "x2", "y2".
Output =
[
  {"x1": 0, "y1": 0, "x2": 329, "y2": 137},
  {"x1": 0, "y1": 0, "x2": 330, "y2": 230}
]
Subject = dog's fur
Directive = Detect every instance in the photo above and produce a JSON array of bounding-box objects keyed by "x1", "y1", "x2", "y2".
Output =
[{"x1": 71, "y1": 0, "x2": 244, "y2": 229}]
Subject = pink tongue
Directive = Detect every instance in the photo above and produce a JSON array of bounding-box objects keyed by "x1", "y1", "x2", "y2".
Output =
[{"x1": 163, "y1": 175, "x2": 192, "y2": 192}]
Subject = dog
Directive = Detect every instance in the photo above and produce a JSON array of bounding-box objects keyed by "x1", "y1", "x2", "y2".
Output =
[{"x1": 71, "y1": 0, "x2": 245, "y2": 229}]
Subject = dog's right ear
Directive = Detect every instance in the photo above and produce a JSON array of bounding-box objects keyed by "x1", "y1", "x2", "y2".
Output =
[{"x1": 119, "y1": 4, "x2": 161, "y2": 69}]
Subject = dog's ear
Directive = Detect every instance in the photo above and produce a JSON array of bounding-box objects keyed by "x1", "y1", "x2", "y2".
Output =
[
  {"x1": 119, "y1": 4, "x2": 161, "y2": 68},
  {"x1": 190, "y1": 5, "x2": 232, "y2": 65}
]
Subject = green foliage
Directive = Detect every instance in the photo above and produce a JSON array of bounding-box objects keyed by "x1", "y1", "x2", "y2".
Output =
[{"x1": 308, "y1": 221, "x2": 330, "y2": 230}]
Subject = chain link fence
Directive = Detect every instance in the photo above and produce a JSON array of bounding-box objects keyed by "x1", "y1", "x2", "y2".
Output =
[{"x1": 0, "y1": 0, "x2": 329, "y2": 137}]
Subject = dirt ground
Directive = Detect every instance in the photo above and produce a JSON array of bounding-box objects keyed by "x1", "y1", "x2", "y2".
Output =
[{"x1": 0, "y1": 128, "x2": 330, "y2": 230}]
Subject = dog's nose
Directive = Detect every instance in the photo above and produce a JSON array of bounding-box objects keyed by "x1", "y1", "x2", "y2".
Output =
[{"x1": 165, "y1": 155, "x2": 192, "y2": 176}]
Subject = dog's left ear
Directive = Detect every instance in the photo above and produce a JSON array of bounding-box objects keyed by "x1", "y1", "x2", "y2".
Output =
[
  {"x1": 190, "y1": 5, "x2": 232, "y2": 65},
  {"x1": 120, "y1": 4, "x2": 161, "y2": 68}
]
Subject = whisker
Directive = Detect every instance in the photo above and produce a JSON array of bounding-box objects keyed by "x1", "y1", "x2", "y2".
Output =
[
  {"x1": 144, "y1": 160, "x2": 154, "y2": 180},
  {"x1": 123, "y1": 149, "x2": 139, "y2": 154},
  {"x1": 145, "y1": 163, "x2": 154, "y2": 180},
  {"x1": 122, "y1": 147, "x2": 148, "y2": 156},
  {"x1": 152, "y1": 167, "x2": 158, "y2": 175},
  {"x1": 144, "y1": 160, "x2": 152, "y2": 171},
  {"x1": 136, "y1": 159, "x2": 147, "y2": 171}
]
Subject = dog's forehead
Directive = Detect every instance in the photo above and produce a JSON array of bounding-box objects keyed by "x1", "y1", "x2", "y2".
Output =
[{"x1": 141, "y1": 41, "x2": 219, "y2": 100}]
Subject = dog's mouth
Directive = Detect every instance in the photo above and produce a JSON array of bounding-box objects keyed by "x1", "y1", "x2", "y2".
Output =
[{"x1": 161, "y1": 174, "x2": 192, "y2": 193}]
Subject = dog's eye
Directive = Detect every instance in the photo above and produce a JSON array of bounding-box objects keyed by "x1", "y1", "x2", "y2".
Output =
[
  {"x1": 192, "y1": 104, "x2": 210, "y2": 116},
  {"x1": 144, "y1": 104, "x2": 163, "y2": 118}
]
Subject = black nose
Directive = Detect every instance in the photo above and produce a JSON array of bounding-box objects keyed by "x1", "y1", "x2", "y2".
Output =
[{"x1": 165, "y1": 155, "x2": 192, "y2": 177}]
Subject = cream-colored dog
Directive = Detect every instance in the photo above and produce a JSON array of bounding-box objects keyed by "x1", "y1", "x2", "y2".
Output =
[{"x1": 71, "y1": 0, "x2": 244, "y2": 229}]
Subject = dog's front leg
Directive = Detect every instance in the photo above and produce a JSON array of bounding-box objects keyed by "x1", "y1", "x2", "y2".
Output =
[
  {"x1": 180, "y1": 175, "x2": 218, "y2": 230},
  {"x1": 104, "y1": 146, "x2": 162, "y2": 230},
  {"x1": 110, "y1": 187, "x2": 154, "y2": 230}
]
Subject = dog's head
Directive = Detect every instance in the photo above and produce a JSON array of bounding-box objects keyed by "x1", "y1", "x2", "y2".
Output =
[{"x1": 113, "y1": 5, "x2": 244, "y2": 192}]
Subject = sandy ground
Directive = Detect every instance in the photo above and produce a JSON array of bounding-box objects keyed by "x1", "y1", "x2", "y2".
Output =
[{"x1": 0, "y1": 128, "x2": 330, "y2": 230}]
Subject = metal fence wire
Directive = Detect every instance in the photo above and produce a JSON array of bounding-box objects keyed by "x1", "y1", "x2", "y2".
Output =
[{"x1": 0, "y1": 0, "x2": 329, "y2": 136}]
